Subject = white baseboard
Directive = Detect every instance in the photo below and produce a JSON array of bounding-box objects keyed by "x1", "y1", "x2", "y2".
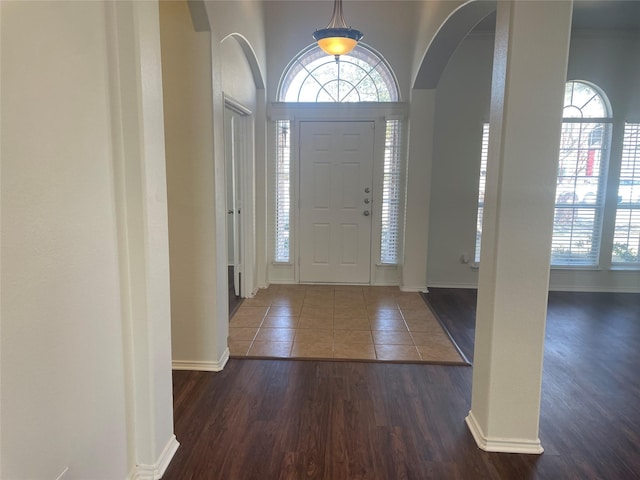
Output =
[
  {"x1": 130, "y1": 435, "x2": 180, "y2": 480},
  {"x1": 548, "y1": 284, "x2": 640, "y2": 293},
  {"x1": 465, "y1": 411, "x2": 544, "y2": 454},
  {"x1": 399, "y1": 285, "x2": 428, "y2": 293},
  {"x1": 427, "y1": 282, "x2": 478, "y2": 289},
  {"x1": 427, "y1": 282, "x2": 640, "y2": 293},
  {"x1": 172, "y1": 348, "x2": 230, "y2": 372}
]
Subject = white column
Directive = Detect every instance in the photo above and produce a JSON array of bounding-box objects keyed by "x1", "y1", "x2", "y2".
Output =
[
  {"x1": 107, "y1": 0, "x2": 178, "y2": 474},
  {"x1": 160, "y1": 0, "x2": 229, "y2": 371},
  {"x1": 209, "y1": 12, "x2": 232, "y2": 369},
  {"x1": 255, "y1": 88, "x2": 269, "y2": 289},
  {"x1": 402, "y1": 89, "x2": 435, "y2": 292},
  {"x1": 466, "y1": 0, "x2": 573, "y2": 453}
]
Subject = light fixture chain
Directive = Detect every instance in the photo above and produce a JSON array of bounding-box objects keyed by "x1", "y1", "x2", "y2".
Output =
[{"x1": 327, "y1": 0, "x2": 348, "y2": 29}]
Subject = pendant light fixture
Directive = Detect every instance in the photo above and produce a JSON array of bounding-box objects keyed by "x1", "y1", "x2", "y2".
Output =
[{"x1": 313, "y1": 0, "x2": 363, "y2": 60}]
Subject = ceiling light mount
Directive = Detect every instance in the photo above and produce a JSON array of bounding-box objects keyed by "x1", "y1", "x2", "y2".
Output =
[{"x1": 313, "y1": 0, "x2": 363, "y2": 61}]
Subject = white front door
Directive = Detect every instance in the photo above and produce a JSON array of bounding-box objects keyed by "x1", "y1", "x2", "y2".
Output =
[{"x1": 299, "y1": 121, "x2": 375, "y2": 283}]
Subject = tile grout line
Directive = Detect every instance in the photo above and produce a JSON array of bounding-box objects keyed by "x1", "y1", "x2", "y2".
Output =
[{"x1": 231, "y1": 285, "x2": 464, "y2": 363}]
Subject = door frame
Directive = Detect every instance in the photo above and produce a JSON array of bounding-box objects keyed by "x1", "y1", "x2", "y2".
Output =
[
  {"x1": 297, "y1": 120, "x2": 376, "y2": 284},
  {"x1": 267, "y1": 103, "x2": 408, "y2": 285},
  {"x1": 224, "y1": 94, "x2": 256, "y2": 298},
  {"x1": 293, "y1": 115, "x2": 383, "y2": 285}
]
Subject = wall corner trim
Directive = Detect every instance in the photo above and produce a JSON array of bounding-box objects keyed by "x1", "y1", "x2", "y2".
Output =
[
  {"x1": 465, "y1": 411, "x2": 544, "y2": 455},
  {"x1": 130, "y1": 435, "x2": 180, "y2": 480},
  {"x1": 172, "y1": 349, "x2": 230, "y2": 372}
]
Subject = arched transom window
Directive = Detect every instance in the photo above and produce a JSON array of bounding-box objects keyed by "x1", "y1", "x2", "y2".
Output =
[{"x1": 278, "y1": 44, "x2": 399, "y2": 103}]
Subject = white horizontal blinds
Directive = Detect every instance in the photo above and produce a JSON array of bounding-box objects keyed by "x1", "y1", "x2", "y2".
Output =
[
  {"x1": 552, "y1": 121, "x2": 610, "y2": 265},
  {"x1": 274, "y1": 120, "x2": 291, "y2": 262},
  {"x1": 380, "y1": 120, "x2": 402, "y2": 264},
  {"x1": 475, "y1": 123, "x2": 490, "y2": 263},
  {"x1": 612, "y1": 123, "x2": 640, "y2": 264},
  {"x1": 551, "y1": 81, "x2": 612, "y2": 266}
]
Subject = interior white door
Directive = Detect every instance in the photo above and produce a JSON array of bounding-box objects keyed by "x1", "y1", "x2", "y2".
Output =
[{"x1": 299, "y1": 121, "x2": 375, "y2": 283}]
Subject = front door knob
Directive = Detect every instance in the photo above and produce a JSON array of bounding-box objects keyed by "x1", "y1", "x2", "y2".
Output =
[
  {"x1": 363, "y1": 210, "x2": 370, "y2": 216},
  {"x1": 364, "y1": 198, "x2": 370, "y2": 204}
]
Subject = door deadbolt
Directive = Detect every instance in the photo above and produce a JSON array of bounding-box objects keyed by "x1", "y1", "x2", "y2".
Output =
[
  {"x1": 364, "y1": 198, "x2": 370, "y2": 204},
  {"x1": 363, "y1": 210, "x2": 370, "y2": 216},
  {"x1": 364, "y1": 187, "x2": 370, "y2": 193}
]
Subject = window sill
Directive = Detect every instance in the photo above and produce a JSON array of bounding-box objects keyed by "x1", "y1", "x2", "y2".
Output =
[
  {"x1": 550, "y1": 266, "x2": 603, "y2": 271},
  {"x1": 610, "y1": 265, "x2": 640, "y2": 271},
  {"x1": 472, "y1": 264, "x2": 639, "y2": 272}
]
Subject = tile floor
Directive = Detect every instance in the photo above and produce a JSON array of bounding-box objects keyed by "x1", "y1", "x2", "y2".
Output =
[{"x1": 228, "y1": 285, "x2": 466, "y2": 364}]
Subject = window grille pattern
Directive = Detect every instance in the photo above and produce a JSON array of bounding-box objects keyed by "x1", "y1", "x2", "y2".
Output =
[
  {"x1": 552, "y1": 81, "x2": 612, "y2": 266},
  {"x1": 274, "y1": 121, "x2": 291, "y2": 262},
  {"x1": 380, "y1": 120, "x2": 402, "y2": 264},
  {"x1": 612, "y1": 123, "x2": 640, "y2": 264},
  {"x1": 475, "y1": 123, "x2": 490, "y2": 263},
  {"x1": 278, "y1": 44, "x2": 398, "y2": 103}
]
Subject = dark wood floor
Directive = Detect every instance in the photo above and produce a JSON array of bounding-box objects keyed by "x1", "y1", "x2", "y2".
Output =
[{"x1": 164, "y1": 288, "x2": 640, "y2": 480}]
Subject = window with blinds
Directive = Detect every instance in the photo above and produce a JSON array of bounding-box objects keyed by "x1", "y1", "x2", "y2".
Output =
[
  {"x1": 612, "y1": 123, "x2": 640, "y2": 265},
  {"x1": 274, "y1": 120, "x2": 291, "y2": 263},
  {"x1": 380, "y1": 120, "x2": 402, "y2": 264},
  {"x1": 475, "y1": 123, "x2": 490, "y2": 263},
  {"x1": 552, "y1": 81, "x2": 612, "y2": 266}
]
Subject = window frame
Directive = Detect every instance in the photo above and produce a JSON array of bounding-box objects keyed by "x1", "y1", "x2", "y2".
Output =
[
  {"x1": 611, "y1": 122, "x2": 640, "y2": 267},
  {"x1": 475, "y1": 123, "x2": 490, "y2": 264},
  {"x1": 277, "y1": 43, "x2": 400, "y2": 103},
  {"x1": 551, "y1": 80, "x2": 613, "y2": 268},
  {"x1": 474, "y1": 82, "x2": 621, "y2": 270},
  {"x1": 273, "y1": 120, "x2": 292, "y2": 264},
  {"x1": 380, "y1": 119, "x2": 404, "y2": 265}
]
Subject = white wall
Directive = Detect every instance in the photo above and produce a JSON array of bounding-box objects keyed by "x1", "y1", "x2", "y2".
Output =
[
  {"x1": 205, "y1": 0, "x2": 267, "y2": 296},
  {"x1": 428, "y1": 33, "x2": 493, "y2": 288},
  {"x1": 263, "y1": 1, "x2": 453, "y2": 289},
  {"x1": 427, "y1": 29, "x2": 640, "y2": 292},
  {"x1": 160, "y1": 1, "x2": 225, "y2": 368},
  {"x1": 264, "y1": 1, "x2": 421, "y2": 102},
  {"x1": 160, "y1": 0, "x2": 266, "y2": 368},
  {"x1": 110, "y1": 1, "x2": 177, "y2": 472},
  {"x1": 410, "y1": 0, "x2": 467, "y2": 88},
  {"x1": 206, "y1": 0, "x2": 266, "y2": 86},
  {"x1": 221, "y1": 37, "x2": 258, "y2": 278},
  {"x1": 1, "y1": 3, "x2": 129, "y2": 477},
  {"x1": 1, "y1": 1, "x2": 177, "y2": 478},
  {"x1": 221, "y1": 37, "x2": 258, "y2": 110}
]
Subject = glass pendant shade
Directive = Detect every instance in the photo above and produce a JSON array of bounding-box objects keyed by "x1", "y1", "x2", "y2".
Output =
[{"x1": 313, "y1": 0, "x2": 363, "y2": 58}]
